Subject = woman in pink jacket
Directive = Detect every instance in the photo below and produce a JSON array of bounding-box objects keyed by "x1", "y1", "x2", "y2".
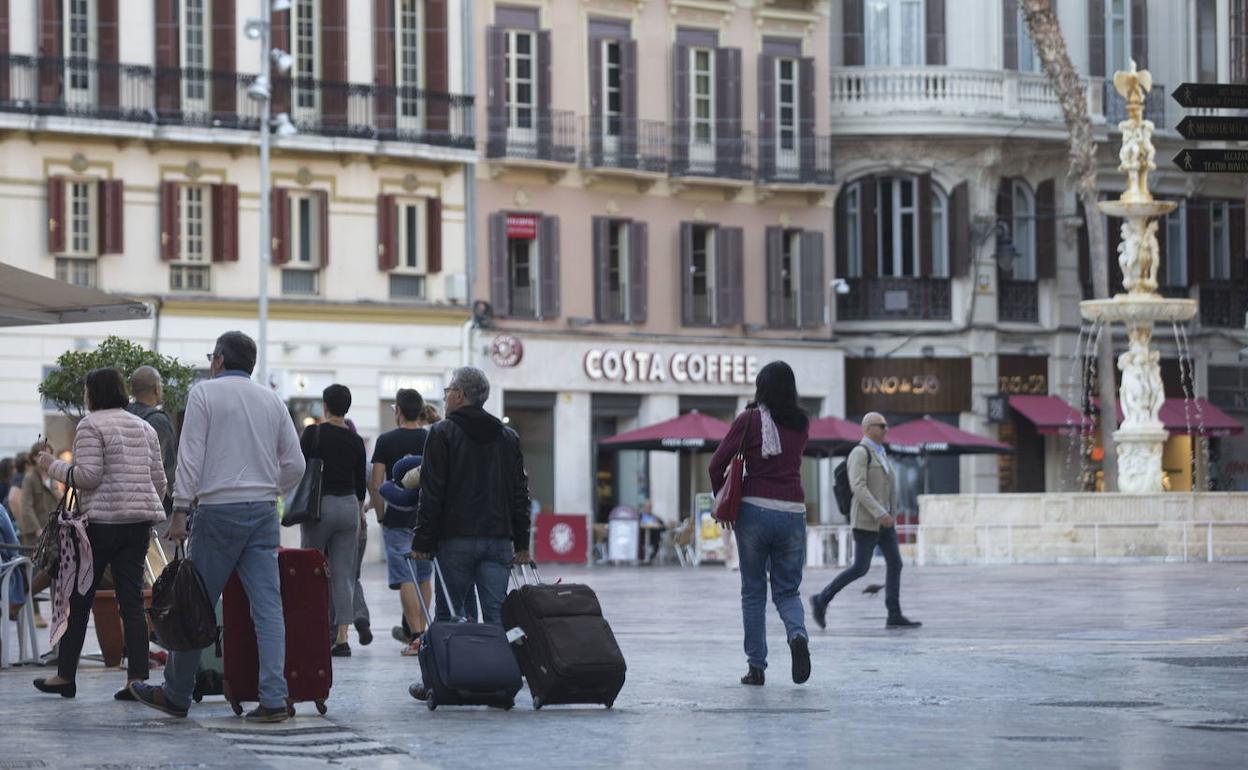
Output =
[{"x1": 32, "y1": 368, "x2": 167, "y2": 700}]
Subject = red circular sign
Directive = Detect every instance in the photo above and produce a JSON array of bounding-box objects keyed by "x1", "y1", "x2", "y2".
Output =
[{"x1": 490, "y1": 334, "x2": 524, "y2": 367}]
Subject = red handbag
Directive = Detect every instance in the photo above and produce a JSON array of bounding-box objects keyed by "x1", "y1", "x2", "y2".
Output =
[{"x1": 712, "y1": 410, "x2": 754, "y2": 524}]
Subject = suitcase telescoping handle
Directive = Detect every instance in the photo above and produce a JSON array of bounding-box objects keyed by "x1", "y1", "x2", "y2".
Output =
[
  {"x1": 509, "y1": 561, "x2": 544, "y2": 588},
  {"x1": 409, "y1": 556, "x2": 470, "y2": 626}
]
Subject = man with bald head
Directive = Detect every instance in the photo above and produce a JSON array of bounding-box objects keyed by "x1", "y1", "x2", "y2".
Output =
[
  {"x1": 127, "y1": 366, "x2": 178, "y2": 516},
  {"x1": 809, "y1": 412, "x2": 921, "y2": 630}
]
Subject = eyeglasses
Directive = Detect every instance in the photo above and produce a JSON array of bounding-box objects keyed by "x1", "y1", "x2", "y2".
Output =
[
  {"x1": 443, "y1": 387, "x2": 460, "y2": 397},
  {"x1": 867, "y1": 423, "x2": 888, "y2": 430},
  {"x1": 205, "y1": 352, "x2": 217, "y2": 363}
]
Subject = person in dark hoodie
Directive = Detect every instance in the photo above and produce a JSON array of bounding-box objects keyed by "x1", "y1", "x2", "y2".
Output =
[{"x1": 410, "y1": 366, "x2": 531, "y2": 631}]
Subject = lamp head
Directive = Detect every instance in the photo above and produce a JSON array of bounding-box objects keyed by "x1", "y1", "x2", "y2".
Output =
[
  {"x1": 247, "y1": 75, "x2": 271, "y2": 102},
  {"x1": 272, "y1": 112, "x2": 298, "y2": 136}
]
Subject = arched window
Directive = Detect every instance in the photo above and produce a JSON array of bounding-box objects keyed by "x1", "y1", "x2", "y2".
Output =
[
  {"x1": 838, "y1": 173, "x2": 949, "y2": 278},
  {"x1": 1011, "y1": 180, "x2": 1036, "y2": 281}
]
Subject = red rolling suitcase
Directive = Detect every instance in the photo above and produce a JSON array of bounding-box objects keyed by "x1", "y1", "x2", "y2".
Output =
[{"x1": 222, "y1": 547, "x2": 332, "y2": 716}]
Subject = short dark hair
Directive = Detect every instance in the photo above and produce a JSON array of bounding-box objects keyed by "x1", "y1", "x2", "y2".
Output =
[
  {"x1": 215, "y1": 331, "x2": 257, "y2": 375},
  {"x1": 395, "y1": 389, "x2": 424, "y2": 421},
  {"x1": 85, "y1": 367, "x2": 129, "y2": 411},
  {"x1": 323, "y1": 384, "x2": 352, "y2": 417}
]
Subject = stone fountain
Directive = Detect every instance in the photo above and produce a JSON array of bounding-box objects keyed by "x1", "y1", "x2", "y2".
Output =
[{"x1": 1079, "y1": 62, "x2": 1198, "y2": 493}]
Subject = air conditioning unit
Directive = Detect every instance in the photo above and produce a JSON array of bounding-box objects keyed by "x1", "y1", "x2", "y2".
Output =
[{"x1": 444, "y1": 272, "x2": 468, "y2": 304}]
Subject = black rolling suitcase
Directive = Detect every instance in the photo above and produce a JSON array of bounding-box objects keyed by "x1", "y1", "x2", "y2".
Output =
[
  {"x1": 414, "y1": 559, "x2": 522, "y2": 711},
  {"x1": 503, "y1": 564, "x2": 626, "y2": 710}
]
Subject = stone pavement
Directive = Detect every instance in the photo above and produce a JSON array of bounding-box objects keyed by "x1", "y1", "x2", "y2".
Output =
[{"x1": 2, "y1": 562, "x2": 1247, "y2": 769}]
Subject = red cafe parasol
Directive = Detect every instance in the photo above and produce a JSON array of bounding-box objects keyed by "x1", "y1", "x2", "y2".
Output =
[
  {"x1": 600, "y1": 411, "x2": 732, "y2": 452},
  {"x1": 884, "y1": 416, "x2": 1012, "y2": 494},
  {"x1": 805, "y1": 415, "x2": 863, "y2": 457}
]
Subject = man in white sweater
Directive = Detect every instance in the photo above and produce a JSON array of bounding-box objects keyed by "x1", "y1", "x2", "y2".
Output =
[{"x1": 131, "y1": 331, "x2": 305, "y2": 723}]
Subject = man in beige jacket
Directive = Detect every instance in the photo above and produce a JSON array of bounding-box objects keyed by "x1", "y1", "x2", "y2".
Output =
[{"x1": 809, "y1": 413, "x2": 921, "y2": 630}]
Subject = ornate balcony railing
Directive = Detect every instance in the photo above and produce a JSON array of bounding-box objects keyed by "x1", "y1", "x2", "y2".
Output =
[
  {"x1": 1104, "y1": 79, "x2": 1165, "y2": 129},
  {"x1": 580, "y1": 117, "x2": 668, "y2": 173},
  {"x1": 485, "y1": 107, "x2": 577, "y2": 163},
  {"x1": 998, "y1": 279, "x2": 1039, "y2": 323},
  {"x1": 757, "y1": 132, "x2": 834, "y2": 185},
  {"x1": 1199, "y1": 283, "x2": 1248, "y2": 328},
  {"x1": 668, "y1": 121, "x2": 755, "y2": 181},
  {"x1": 0, "y1": 55, "x2": 475, "y2": 148},
  {"x1": 836, "y1": 277, "x2": 953, "y2": 321}
]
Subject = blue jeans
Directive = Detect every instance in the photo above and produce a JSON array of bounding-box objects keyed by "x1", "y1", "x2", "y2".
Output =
[
  {"x1": 434, "y1": 537, "x2": 512, "y2": 626},
  {"x1": 734, "y1": 502, "x2": 808, "y2": 670},
  {"x1": 164, "y1": 502, "x2": 287, "y2": 710}
]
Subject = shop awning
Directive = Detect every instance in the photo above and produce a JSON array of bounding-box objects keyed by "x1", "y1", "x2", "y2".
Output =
[
  {"x1": 1009, "y1": 395, "x2": 1093, "y2": 435},
  {"x1": 1157, "y1": 399, "x2": 1244, "y2": 437},
  {"x1": 0, "y1": 264, "x2": 150, "y2": 327},
  {"x1": 600, "y1": 411, "x2": 732, "y2": 452}
]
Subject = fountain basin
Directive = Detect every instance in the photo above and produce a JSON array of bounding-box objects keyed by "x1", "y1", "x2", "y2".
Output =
[
  {"x1": 1080, "y1": 295, "x2": 1197, "y2": 325},
  {"x1": 1097, "y1": 200, "x2": 1177, "y2": 219}
]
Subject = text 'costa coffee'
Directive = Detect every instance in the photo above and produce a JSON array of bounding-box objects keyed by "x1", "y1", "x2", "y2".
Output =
[{"x1": 584, "y1": 349, "x2": 759, "y2": 385}]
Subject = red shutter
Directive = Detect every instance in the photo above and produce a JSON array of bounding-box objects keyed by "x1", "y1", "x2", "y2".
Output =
[
  {"x1": 155, "y1": 0, "x2": 180, "y2": 117},
  {"x1": 757, "y1": 54, "x2": 775, "y2": 180},
  {"x1": 322, "y1": 0, "x2": 348, "y2": 129},
  {"x1": 271, "y1": 9, "x2": 291, "y2": 116},
  {"x1": 592, "y1": 217, "x2": 609, "y2": 320},
  {"x1": 425, "y1": 0, "x2": 450, "y2": 132},
  {"x1": 212, "y1": 0, "x2": 237, "y2": 121},
  {"x1": 98, "y1": 179, "x2": 125, "y2": 255},
  {"x1": 98, "y1": 0, "x2": 120, "y2": 109},
  {"x1": 271, "y1": 187, "x2": 290, "y2": 265},
  {"x1": 316, "y1": 190, "x2": 330, "y2": 268},
  {"x1": 0, "y1": 0, "x2": 9, "y2": 102},
  {"x1": 159, "y1": 181, "x2": 180, "y2": 261},
  {"x1": 539, "y1": 215, "x2": 561, "y2": 319},
  {"x1": 38, "y1": 0, "x2": 60, "y2": 104},
  {"x1": 374, "y1": 0, "x2": 396, "y2": 131},
  {"x1": 680, "y1": 222, "x2": 694, "y2": 325},
  {"x1": 950, "y1": 181, "x2": 970, "y2": 277},
  {"x1": 798, "y1": 57, "x2": 815, "y2": 174},
  {"x1": 835, "y1": 188, "x2": 850, "y2": 279},
  {"x1": 377, "y1": 194, "x2": 397, "y2": 271},
  {"x1": 1003, "y1": 0, "x2": 1018, "y2": 71},
  {"x1": 629, "y1": 221, "x2": 648, "y2": 324},
  {"x1": 211, "y1": 184, "x2": 239, "y2": 263},
  {"x1": 716, "y1": 226, "x2": 744, "y2": 326},
  {"x1": 671, "y1": 43, "x2": 690, "y2": 171},
  {"x1": 426, "y1": 197, "x2": 442, "y2": 273},
  {"x1": 1036, "y1": 179, "x2": 1057, "y2": 280},
  {"x1": 589, "y1": 39, "x2": 605, "y2": 162},
  {"x1": 843, "y1": 0, "x2": 864, "y2": 66},
  {"x1": 46, "y1": 176, "x2": 65, "y2": 255},
  {"x1": 489, "y1": 212, "x2": 510, "y2": 316},
  {"x1": 800, "y1": 231, "x2": 826, "y2": 328},
  {"x1": 765, "y1": 226, "x2": 784, "y2": 327},
  {"x1": 918, "y1": 173, "x2": 933, "y2": 277},
  {"x1": 925, "y1": 0, "x2": 946, "y2": 65},
  {"x1": 485, "y1": 27, "x2": 507, "y2": 156}
]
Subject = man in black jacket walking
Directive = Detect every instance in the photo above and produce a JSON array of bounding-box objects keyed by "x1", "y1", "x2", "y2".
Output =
[{"x1": 411, "y1": 367, "x2": 531, "y2": 626}]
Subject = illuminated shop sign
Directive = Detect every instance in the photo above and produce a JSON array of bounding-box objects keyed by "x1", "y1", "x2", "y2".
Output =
[{"x1": 583, "y1": 349, "x2": 759, "y2": 386}]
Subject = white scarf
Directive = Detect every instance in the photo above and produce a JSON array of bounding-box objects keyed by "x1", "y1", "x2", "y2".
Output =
[{"x1": 758, "y1": 406, "x2": 782, "y2": 458}]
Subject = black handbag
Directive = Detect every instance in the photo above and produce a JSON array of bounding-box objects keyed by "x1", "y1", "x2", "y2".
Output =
[
  {"x1": 32, "y1": 467, "x2": 74, "y2": 579},
  {"x1": 147, "y1": 543, "x2": 218, "y2": 651},
  {"x1": 282, "y1": 425, "x2": 323, "y2": 527}
]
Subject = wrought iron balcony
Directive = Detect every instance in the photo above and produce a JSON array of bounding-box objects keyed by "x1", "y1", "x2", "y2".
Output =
[
  {"x1": 1199, "y1": 283, "x2": 1248, "y2": 328},
  {"x1": 580, "y1": 117, "x2": 668, "y2": 174},
  {"x1": 668, "y1": 121, "x2": 754, "y2": 181},
  {"x1": 757, "y1": 133, "x2": 834, "y2": 186},
  {"x1": 1104, "y1": 79, "x2": 1165, "y2": 129},
  {"x1": 998, "y1": 279, "x2": 1039, "y2": 323},
  {"x1": 0, "y1": 55, "x2": 475, "y2": 149},
  {"x1": 485, "y1": 107, "x2": 577, "y2": 163},
  {"x1": 836, "y1": 277, "x2": 953, "y2": 321}
]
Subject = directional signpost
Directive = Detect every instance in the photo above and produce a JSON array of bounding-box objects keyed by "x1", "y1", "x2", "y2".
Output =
[{"x1": 1171, "y1": 83, "x2": 1248, "y2": 173}]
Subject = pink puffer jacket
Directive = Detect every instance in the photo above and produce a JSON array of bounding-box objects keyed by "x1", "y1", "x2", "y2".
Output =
[{"x1": 48, "y1": 408, "x2": 167, "y2": 524}]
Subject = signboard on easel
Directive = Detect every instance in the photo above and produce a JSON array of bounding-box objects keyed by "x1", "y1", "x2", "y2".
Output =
[{"x1": 693, "y1": 493, "x2": 727, "y2": 564}]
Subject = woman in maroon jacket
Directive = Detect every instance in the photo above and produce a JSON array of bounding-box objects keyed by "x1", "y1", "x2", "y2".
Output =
[{"x1": 709, "y1": 361, "x2": 810, "y2": 687}]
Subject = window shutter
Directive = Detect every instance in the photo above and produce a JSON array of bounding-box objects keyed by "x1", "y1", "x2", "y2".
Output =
[
  {"x1": 950, "y1": 181, "x2": 971, "y2": 277},
  {"x1": 1077, "y1": 202, "x2": 1090, "y2": 287},
  {"x1": 159, "y1": 181, "x2": 180, "y2": 261},
  {"x1": 589, "y1": 37, "x2": 604, "y2": 164},
  {"x1": 537, "y1": 30, "x2": 553, "y2": 159},
  {"x1": 996, "y1": 177, "x2": 1014, "y2": 273},
  {"x1": 0, "y1": 0, "x2": 9, "y2": 103},
  {"x1": 271, "y1": 187, "x2": 290, "y2": 265},
  {"x1": 717, "y1": 226, "x2": 744, "y2": 326},
  {"x1": 843, "y1": 0, "x2": 864, "y2": 66},
  {"x1": 155, "y1": 0, "x2": 180, "y2": 117},
  {"x1": 489, "y1": 212, "x2": 510, "y2": 316},
  {"x1": 425, "y1": 0, "x2": 450, "y2": 132},
  {"x1": 621, "y1": 40, "x2": 639, "y2": 167},
  {"x1": 426, "y1": 197, "x2": 442, "y2": 273},
  {"x1": 1036, "y1": 179, "x2": 1057, "y2": 280},
  {"x1": 271, "y1": 9, "x2": 291, "y2": 116},
  {"x1": 322, "y1": 0, "x2": 348, "y2": 130},
  {"x1": 211, "y1": 0, "x2": 236, "y2": 121},
  {"x1": 925, "y1": 0, "x2": 946, "y2": 65},
  {"x1": 918, "y1": 174, "x2": 934, "y2": 277},
  {"x1": 800, "y1": 231, "x2": 826, "y2": 328},
  {"x1": 758, "y1": 54, "x2": 776, "y2": 180},
  {"x1": 37, "y1": 0, "x2": 60, "y2": 104},
  {"x1": 715, "y1": 48, "x2": 743, "y2": 174},
  {"x1": 211, "y1": 183, "x2": 239, "y2": 263},
  {"x1": 486, "y1": 27, "x2": 508, "y2": 157},
  {"x1": 98, "y1": 179, "x2": 124, "y2": 255},
  {"x1": 374, "y1": 0, "x2": 395, "y2": 131},
  {"x1": 765, "y1": 226, "x2": 784, "y2": 327},
  {"x1": 592, "y1": 216, "x2": 610, "y2": 321},
  {"x1": 861, "y1": 177, "x2": 878, "y2": 277},
  {"x1": 799, "y1": 57, "x2": 816, "y2": 174},
  {"x1": 98, "y1": 0, "x2": 120, "y2": 109},
  {"x1": 1187, "y1": 199, "x2": 1209, "y2": 283},
  {"x1": 1088, "y1": 0, "x2": 1106, "y2": 78},
  {"x1": 835, "y1": 190, "x2": 850, "y2": 280},
  {"x1": 1231, "y1": 200, "x2": 1246, "y2": 283},
  {"x1": 1002, "y1": 0, "x2": 1018, "y2": 71},
  {"x1": 316, "y1": 190, "x2": 330, "y2": 268},
  {"x1": 629, "y1": 221, "x2": 648, "y2": 324},
  {"x1": 377, "y1": 194, "x2": 397, "y2": 271},
  {"x1": 539, "y1": 215, "x2": 561, "y2": 319},
  {"x1": 672, "y1": 44, "x2": 690, "y2": 172},
  {"x1": 46, "y1": 176, "x2": 65, "y2": 255},
  {"x1": 680, "y1": 222, "x2": 694, "y2": 325},
  {"x1": 1131, "y1": 0, "x2": 1148, "y2": 69}
]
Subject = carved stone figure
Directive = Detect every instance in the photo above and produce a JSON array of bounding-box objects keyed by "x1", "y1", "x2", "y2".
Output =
[
  {"x1": 1117, "y1": 218, "x2": 1160, "y2": 294},
  {"x1": 1117, "y1": 327, "x2": 1163, "y2": 425}
]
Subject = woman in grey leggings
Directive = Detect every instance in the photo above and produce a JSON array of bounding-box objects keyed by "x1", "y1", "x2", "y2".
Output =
[{"x1": 300, "y1": 384, "x2": 368, "y2": 657}]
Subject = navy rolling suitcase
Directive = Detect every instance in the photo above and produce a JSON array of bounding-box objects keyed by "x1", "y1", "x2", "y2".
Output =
[
  {"x1": 502, "y1": 564, "x2": 626, "y2": 710},
  {"x1": 414, "y1": 559, "x2": 522, "y2": 711}
]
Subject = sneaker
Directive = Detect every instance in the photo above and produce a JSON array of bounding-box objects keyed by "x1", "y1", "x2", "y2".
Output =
[
  {"x1": 789, "y1": 636, "x2": 811, "y2": 684},
  {"x1": 245, "y1": 705, "x2": 290, "y2": 723},
  {"x1": 355, "y1": 620, "x2": 373, "y2": 646},
  {"x1": 400, "y1": 638, "x2": 421, "y2": 657},
  {"x1": 331, "y1": 642, "x2": 352, "y2": 657},
  {"x1": 391, "y1": 625, "x2": 413, "y2": 644},
  {"x1": 809, "y1": 595, "x2": 827, "y2": 631},
  {"x1": 739, "y1": 666, "x2": 765, "y2": 686},
  {"x1": 886, "y1": 614, "x2": 923, "y2": 629},
  {"x1": 128, "y1": 682, "x2": 189, "y2": 718}
]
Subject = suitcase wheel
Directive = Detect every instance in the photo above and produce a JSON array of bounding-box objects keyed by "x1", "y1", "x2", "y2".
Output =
[
  {"x1": 532, "y1": 696, "x2": 543, "y2": 710},
  {"x1": 230, "y1": 701, "x2": 243, "y2": 716},
  {"x1": 286, "y1": 704, "x2": 296, "y2": 718},
  {"x1": 426, "y1": 692, "x2": 437, "y2": 711},
  {"x1": 315, "y1": 700, "x2": 328, "y2": 715},
  {"x1": 505, "y1": 699, "x2": 515, "y2": 711},
  {"x1": 605, "y1": 700, "x2": 614, "y2": 710}
]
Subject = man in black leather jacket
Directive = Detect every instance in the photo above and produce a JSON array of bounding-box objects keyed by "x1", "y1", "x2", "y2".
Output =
[{"x1": 411, "y1": 366, "x2": 532, "y2": 626}]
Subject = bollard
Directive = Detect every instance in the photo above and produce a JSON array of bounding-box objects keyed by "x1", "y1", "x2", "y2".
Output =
[
  {"x1": 1207, "y1": 523, "x2": 1214, "y2": 563},
  {"x1": 916, "y1": 526, "x2": 926, "y2": 567}
]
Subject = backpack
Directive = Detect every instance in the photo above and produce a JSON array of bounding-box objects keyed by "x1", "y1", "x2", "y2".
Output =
[{"x1": 832, "y1": 445, "x2": 871, "y2": 518}]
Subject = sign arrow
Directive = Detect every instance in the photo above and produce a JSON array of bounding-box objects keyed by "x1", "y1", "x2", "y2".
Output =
[
  {"x1": 1171, "y1": 82, "x2": 1248, "y2": 110},
  {"x1": 1172, "y1": 148, "x2": 1248, "y2": 173},
  {"x1": 1176, "y1": 115, "x2": 1248, "y2": 141}
]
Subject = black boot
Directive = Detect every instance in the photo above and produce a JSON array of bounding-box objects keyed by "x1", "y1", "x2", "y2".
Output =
[
  {"x1": 740, "y1": 666, "x2": 765, "y2": 686},
  {"x1": 886, "y1": 614, "x2": 922, "y2": 629},
  {"x1": 789, "y1": 636, "x2": 811, "y2": 684}
]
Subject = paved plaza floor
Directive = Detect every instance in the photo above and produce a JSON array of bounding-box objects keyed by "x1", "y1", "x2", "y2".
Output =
[{"x1": 2, "y1": 561, "x2": 1246, "y2": 769}]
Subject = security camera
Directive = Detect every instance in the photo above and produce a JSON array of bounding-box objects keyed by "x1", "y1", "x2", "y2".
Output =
[{"x1": 831, "y1": 278, "x2": 851, "y2": 295}]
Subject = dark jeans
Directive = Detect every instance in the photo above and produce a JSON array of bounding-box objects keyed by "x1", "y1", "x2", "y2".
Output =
[
  {"x1": 58, "y1": 521, "x2": 151, "y2": 682},
  {"x1": 434, "y1": 537, "x2": 512, "y2": 626},
  {"x1": 815, "y1": 526, "x2": 903, "y2": 617}
]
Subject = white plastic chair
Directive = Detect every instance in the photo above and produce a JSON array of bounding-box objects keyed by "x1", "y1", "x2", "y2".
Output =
[{"x1": 0, "y1": 556, "x2": 41, "y2": 668}]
